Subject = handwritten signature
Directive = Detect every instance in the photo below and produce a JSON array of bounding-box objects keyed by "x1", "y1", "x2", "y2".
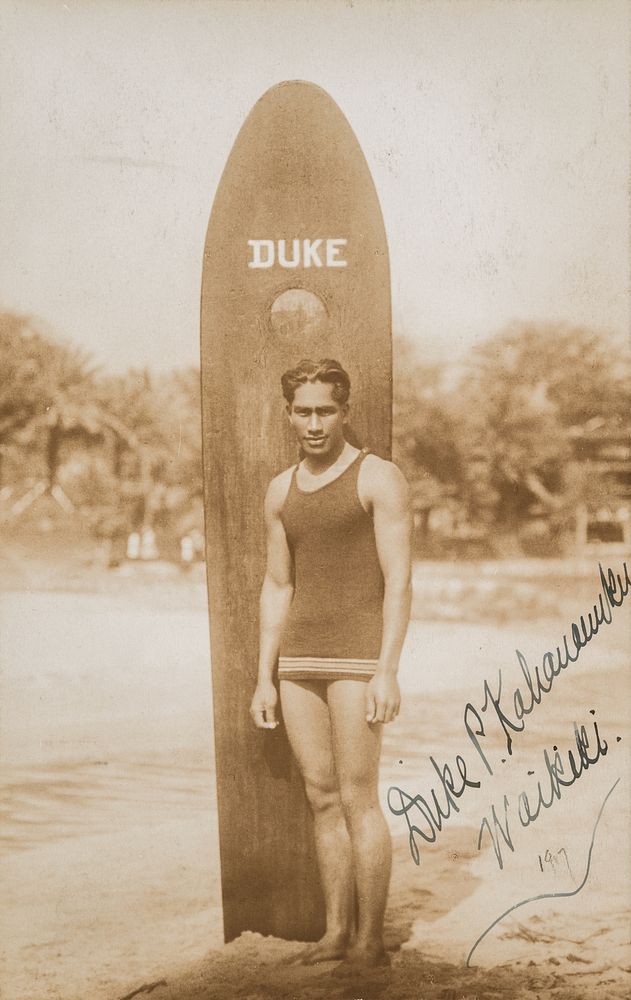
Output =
[
  {"x1": 387, "y1": 561, "x2": 628, "y2": 965},
  {"x1": 387, "y1": 561, "x2": 628, "y2": 862}
]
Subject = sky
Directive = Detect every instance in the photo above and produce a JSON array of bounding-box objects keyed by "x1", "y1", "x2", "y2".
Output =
[{"x1": 1, "y1": 0, "x2": 629, "y2": 373}]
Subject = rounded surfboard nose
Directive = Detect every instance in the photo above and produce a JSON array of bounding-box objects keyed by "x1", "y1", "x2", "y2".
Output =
[{"x1": 201, "y1": 80, "x2": 391, "y2": 943}]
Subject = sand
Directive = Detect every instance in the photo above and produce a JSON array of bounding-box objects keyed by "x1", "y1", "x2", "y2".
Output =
[{"x1": 1, "y1": 559, "x2": 629, "y2": 1000}]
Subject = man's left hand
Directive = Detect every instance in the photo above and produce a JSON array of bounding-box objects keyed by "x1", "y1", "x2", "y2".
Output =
[{"x1": 365, "y1": 671, "x2": 400, "y2": 724}]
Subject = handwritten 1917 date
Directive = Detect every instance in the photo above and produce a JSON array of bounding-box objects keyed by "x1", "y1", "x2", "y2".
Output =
[{"x1": 538, "y1": 846, "x2": 574, "y2": 879}]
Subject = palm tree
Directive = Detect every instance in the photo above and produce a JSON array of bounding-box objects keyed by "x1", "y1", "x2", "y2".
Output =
[
  {"x1": 0, "y1": 311, "x2": 52, "y2": 487},
  {"x1": 22, "y1": 337, "x2": 106, "y2": 491},
  {"x1": 1, "y1": 315, "x2": 137, "y2": 519}
]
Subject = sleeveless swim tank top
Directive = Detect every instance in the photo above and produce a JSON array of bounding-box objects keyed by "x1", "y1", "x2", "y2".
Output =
[{"x1": 278, "y1": 448, "x2": 384, "y2": 663}]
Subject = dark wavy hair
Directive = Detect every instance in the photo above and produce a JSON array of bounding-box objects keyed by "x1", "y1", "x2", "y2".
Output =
[{"x1": 281, "y1": 359, "x2": 351, "y2": 406}]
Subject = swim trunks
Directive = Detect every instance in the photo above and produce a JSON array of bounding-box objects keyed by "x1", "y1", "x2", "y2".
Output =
[{"x1": 278, "y1": 448, "x2": 384, "y2": 682}]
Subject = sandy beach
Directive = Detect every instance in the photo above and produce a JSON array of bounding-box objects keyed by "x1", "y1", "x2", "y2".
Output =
[{"x1": 1, "y1": 558, "x2": 629, "y2": 1000}]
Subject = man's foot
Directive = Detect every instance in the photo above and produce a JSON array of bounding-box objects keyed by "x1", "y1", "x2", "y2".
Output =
[
  {"x1": 292, "y1": 931, "x2": 350, "y2": 965},
  {"x1": 332, "y1": 943, "x2": 391, "y2": 974}
]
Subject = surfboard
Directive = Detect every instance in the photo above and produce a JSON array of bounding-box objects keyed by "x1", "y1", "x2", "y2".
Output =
[{"x1": 200, "y1": 80, "x2": 391, "y2": 943}]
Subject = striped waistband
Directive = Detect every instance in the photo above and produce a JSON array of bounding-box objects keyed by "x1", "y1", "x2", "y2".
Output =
[{"x1": 278, "y1": 656, "x2": 378, "y2": 682}]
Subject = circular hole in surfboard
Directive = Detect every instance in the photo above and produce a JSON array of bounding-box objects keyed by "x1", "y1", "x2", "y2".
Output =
[{"x1": 269, "y1": 288, "x2": 328, "y2": 340}]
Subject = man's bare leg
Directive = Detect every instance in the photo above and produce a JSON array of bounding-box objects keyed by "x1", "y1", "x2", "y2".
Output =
[
  {"x1": 328, "y1": 678, "x2": 391, "y2": 967},
  {"x1": 280, "y1": 678, "x2": 355, "y2": 961}
]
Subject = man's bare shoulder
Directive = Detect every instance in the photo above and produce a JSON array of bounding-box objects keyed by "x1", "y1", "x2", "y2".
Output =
[
  {"x1": 359, "y1": 454, "x2": 410, "y2": 506},
  {"x1": 264, "y1": 465, "x2": 295, "y2": 517},
  {"x1": 361, "y1": 453, "x2": 409, "y2": 488}
]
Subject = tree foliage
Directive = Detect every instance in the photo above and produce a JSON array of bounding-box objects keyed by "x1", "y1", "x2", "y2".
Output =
[
  {"x1": 393, "y1": 337, "x2": 461, "y2": 521},
  {"x1": 457, "y1": 324, "x2": 629, "y2": 533},
  {"x1": 0, "y1": 312, "x2": 53, "y2": 445},
  {"x1": 2, "y1": 307, "x2": 627, "y2": 557},
  {"x1": 392, "y1": 324, "x2": 629, "y2": 554}
]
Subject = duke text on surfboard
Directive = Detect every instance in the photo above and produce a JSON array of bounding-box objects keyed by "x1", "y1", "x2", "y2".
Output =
[{"x1": 247, "y1": 238, "x2": 348, "y2": 268}]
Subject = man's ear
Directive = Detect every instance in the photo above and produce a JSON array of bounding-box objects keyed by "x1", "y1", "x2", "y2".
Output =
[
  {"x1": 285, "y1": 403, "x2": 292, "y2": 421},
  {"x1": 342, "y1": 403, "x2": 350, "y2": 423}
]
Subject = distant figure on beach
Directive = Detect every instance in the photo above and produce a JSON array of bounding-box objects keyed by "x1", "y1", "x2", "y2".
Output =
[{"x1": 250, "y1": 358, "x2": 412, "y2": 968}]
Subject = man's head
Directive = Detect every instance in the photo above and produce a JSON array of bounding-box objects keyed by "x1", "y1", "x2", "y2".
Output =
[
  {"x1": 281, "y1": 358, "x2": 350, "y2": 407},
  {"x1": 281, "y1": 359, "x2": 350, "y2": 460}
]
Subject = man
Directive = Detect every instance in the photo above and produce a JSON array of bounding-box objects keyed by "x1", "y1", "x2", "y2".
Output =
[{"x1": 250, "y1": 358, "x2": 412, "y2": 968}]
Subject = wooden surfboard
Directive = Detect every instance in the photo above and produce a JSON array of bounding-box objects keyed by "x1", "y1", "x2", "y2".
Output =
[{"x1": 200, "y1": 80, "x2": 391, "y2": 943}]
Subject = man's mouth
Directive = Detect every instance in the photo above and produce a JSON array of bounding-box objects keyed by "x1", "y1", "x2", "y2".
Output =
[{"x1": 305, "y1": 437, "x2": 326, "y2": 446}]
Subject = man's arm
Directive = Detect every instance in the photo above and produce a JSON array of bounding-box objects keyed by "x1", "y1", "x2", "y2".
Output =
[
  {"x1": 250, "y1": 472, "x2": 294, "y2": 729},
  {"x1": 362, "y1": 457, "x2": 413, "y2": 724}
]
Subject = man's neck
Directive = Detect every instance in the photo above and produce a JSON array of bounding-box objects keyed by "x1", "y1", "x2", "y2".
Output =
[{"x1": 302, "y1": 439, "x2": 349, "y2": 476}]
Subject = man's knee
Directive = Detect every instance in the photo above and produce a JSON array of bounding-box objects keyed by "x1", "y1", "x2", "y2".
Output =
[
  {"x1": 338, "y1": 774, "x2": 379, "y2": 819},
  {"x1": 303, "y1": 773, "x2": 341, "y2": 814}
]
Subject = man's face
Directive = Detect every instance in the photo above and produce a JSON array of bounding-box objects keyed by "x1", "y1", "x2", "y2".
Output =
[{"x1": 287, "y1": 380, "x2": 348, "y2": 459}]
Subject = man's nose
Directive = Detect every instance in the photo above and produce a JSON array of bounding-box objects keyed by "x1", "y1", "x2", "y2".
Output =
[{"x1": 307, "y1": 412, "x2": 322, "y2": 433}]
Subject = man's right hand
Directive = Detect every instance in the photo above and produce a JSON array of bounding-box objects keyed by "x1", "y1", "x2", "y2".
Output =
[{"x1": 249, "y1": 680, "x2": 279, "y2": 729}]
